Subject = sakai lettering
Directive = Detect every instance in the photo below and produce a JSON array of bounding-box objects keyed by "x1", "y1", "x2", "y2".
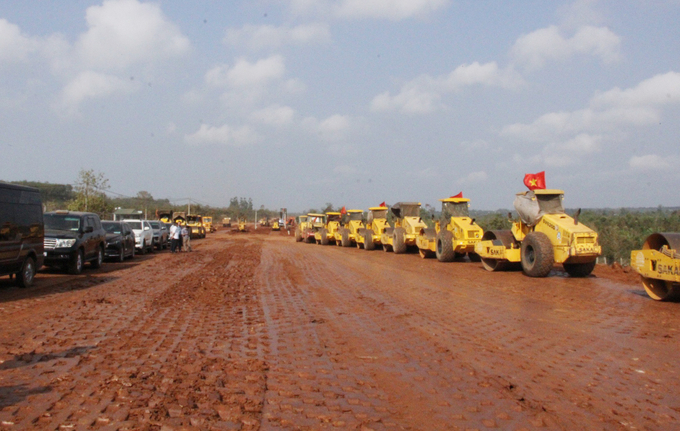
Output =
[{"x1": 657, "y1": 264, "x2": 680, "y2": 276}]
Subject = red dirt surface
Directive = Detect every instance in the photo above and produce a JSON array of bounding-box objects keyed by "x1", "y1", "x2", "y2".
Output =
[{"x1": 1, "y1": 230, "x2": 678, "y2": 430}]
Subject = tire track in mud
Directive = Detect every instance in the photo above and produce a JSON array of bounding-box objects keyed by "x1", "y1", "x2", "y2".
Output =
[
  {"x1": 0, "y1": 237, "x2": 269, "y2": 430},
  {"x1": 263, "y1": 238, "x2": 680, "y2": 430},
  {"x1": 259, "y1": 240, "x2": 553, "y2": 430}
]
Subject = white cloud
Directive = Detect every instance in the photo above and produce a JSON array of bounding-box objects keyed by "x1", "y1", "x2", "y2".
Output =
[
  {"x1": 224, "y1": 23, "x2": 331, "y2": 50},
  {"x1": 206, "y1": 55, "x2": 286, "y2": 88},
  {"x1": 457, "y1": 171, "x2": 487, "y2": 185},
  {"x1": 502, "y1": 72, "x2": 680, "y2": 144},
  {"x1": 59, "y1": 70, "x2": 137, "y2": 114},
  {"x1": 629, "y1": 154, "x2": 672, "y2": 171},
  {"x1": 184, "y1": 123, "x2": 261, "y2": 147},
  {"x1": 591, "y1": 72, "x2": 680, "y2": 108},
  {"x1": 510, "y1": 24, "x2": 621, "y2": 70},
  {"x1": 371, "y1": 62, "x2": 523, "y2": 114},
  {"x1": 334, "y1": 0, "x2": 449, "y2": 20},
  {"x1": 74, "y1": 0, "x2": 190, "y2": 71},
  {"x1": 319, "y1": 114, "x2": 351, "y2": 137},
  {"x1": 249, "y1": 104, "x2": 296, "y2": 126},
  {"x1": 0, "y1": 19, "x2": 39, "y2": 63},
  {"x1": 287, "y1": 0, "x2": 449, "y2": 21}
]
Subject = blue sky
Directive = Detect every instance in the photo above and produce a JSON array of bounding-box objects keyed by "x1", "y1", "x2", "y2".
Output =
[{"x1": 1, "y1": 0, "x2": 679, "y2": 212}]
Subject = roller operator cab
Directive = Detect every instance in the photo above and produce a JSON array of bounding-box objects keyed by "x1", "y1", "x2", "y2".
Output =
[
  {"x1": 314, "y1": 212, "x2": 342, "y2": 245},
  {"x1": 335, "y1": 210, "x2": 364, "y2": 247},
  {"x1": 380, "y1": 203, "x2": 428, "y2": 254},
  {"x1": 355, "y1": 207, "x2": 390, "y2": 250},
  {"x1": 416, "y1": 198, "x2": 484, "y2": 261},
  {"x1": 301, "y1": 213, "x2": 326, "y2": 243},
  {"x1": 294, "y1": 215, "x2": 308, "y2": 242},
  {"x1": 474, "y1": 189, "x2": 601, "y2": 277}
]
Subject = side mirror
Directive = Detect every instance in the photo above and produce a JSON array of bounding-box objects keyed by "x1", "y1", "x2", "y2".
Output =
[
  {"x1": 470, "y1": 218, "x2": 476, "y2": 225},
  {"x1": 144, "y1": 226, "x2": 150, "y2": 231},
  {"x1": 573, "y1": 208, "x2": 581, "y2": 225}
]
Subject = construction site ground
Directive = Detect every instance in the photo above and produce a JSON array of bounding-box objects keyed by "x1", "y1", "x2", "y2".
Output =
[{"x1": 1, "y1": 227, "x2": 678, "y2": 431}]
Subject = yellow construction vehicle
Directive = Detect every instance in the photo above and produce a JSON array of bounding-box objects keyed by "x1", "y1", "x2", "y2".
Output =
[
  {"x1": 355, "y1": 207, "x2": 390, "y2": 250},
  {"x1": 186, "y1": 215, "x2": 206, "y2": 238},
  {"x1": 630, "y1": 233, "x2": 680, "y2": 301},
  {"x1": 301, "y1": 213, "x2": 326, "y2": 243},
  {"x1": 335, "y1": 210, "x2": 364, "y2": 247},
  {"x1": 415, "y1": 197, "x2": 483, "y2": 261},
  {"x1": 380, "y1": 203, "x2": 428, "y2": 253},
  {"x1": 202, "y1": 216, "x2": 215, "y2": 233},
  {"x1": 173, "y1": 212, "x2": 187, "y2": 226},
  {"x1": 237, "y1": 218, "x2": 247, "y2": 232},
  {"x1": 294, "y1": 215, "x2": 309, "y2": 242},
  {"x1": 158, "y1": 210, "x2": 174, "y2": 224},
  {"x1": 272, "y1": 219, "x2": 281, "y2": 231},
  {"x1": 474, "y1": 189, "x2": 601, "y2": 277},
  {"x1": 314, "y1": 212, "x2": 342, "y2": 245},
  {"x1": 222, "y1": 217, "x2": 231, "y2": 228}
]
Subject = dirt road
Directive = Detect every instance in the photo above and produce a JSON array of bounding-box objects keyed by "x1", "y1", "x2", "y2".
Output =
[{"x1": 1, "y1": 229, "x2": 678, "y2": 430}]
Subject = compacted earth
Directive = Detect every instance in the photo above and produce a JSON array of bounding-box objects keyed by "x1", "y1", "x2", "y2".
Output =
[{"x1": 1, "y1": 227, "x2": 678, "y2": 430}]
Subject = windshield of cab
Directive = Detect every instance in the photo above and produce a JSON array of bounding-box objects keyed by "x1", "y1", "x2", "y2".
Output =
[
  {"x1": 102, "y1": 222, "x2": 122, "y2": 234},
  {"x1": 399, "y1": 205, "x2": 420, "y2": 217},
  {"x1": 536, "y1": 194, "x2": 564, "y2": 214},
  {"x1": 44, "y1": 214, "x2": 80, "y2": 231},
  {"x1": 348, "y1": 212, "x2": 363, "y2": 221},
  {"x1": 370, "y1": 210, "x2": 387, "y2": 220},
  {"x1": 442, "y1": 202, "x2": 469, "y2": 218},
  {"x1": 126, "y1": 221, "x2": 142, "y2": 230}
]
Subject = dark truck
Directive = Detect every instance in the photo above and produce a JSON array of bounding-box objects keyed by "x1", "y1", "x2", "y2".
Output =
[
  {"x1": 43, "y1": 211, "x2": 106, "y2": 275},
  {"x1": 0, "y1": 182, "x2": 44, "y2": 287}
]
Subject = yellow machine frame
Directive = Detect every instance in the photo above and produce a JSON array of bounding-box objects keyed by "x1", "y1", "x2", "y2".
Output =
[
  {"x1": 474, "y1": 189, "x2": 601, "y2": 277},
  {"x1": 335, "y1": 210, "x2": 363, "y2": 247},
  {"x1": 314, "y1": 212, "x2": 342, "y2": 245},
  {"x1": 380, "y1": 202, "x2": 427, "y2": 254},
  {"x1": 630, "y1": 233, "x2": 680, "y2": 301},
  {"x1": 415, "y1": 198, "x2": 483, "y2": 261},
  {"x1": 355, "y1": 207, "x2": 390, "y2": 250}
]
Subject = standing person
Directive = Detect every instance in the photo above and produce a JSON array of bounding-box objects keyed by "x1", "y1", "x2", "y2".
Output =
[
  {"x1": 169, "y1": 221, "x2": 180, "y2": 253},
  {"x1": 181, "y1": 224, "x2": 192, "y2": 252},
  {"x1": 178, "y1": 223, "x2": 184, "y2": 252}
]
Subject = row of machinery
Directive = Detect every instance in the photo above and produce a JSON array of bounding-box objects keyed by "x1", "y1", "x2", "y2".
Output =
[{"x1": 295, "y1": 188, "x2": 679, "y2": 301}]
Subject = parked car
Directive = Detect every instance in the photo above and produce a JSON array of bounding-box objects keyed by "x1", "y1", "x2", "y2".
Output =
[
  {"x1": 43, "y1": 211, "x2": 106, "y2": 275},
  {"x1": 102, "y1": 221, "x2": 135, "y2": 261},
  {"x1": 149, "y1": 220, "x2": 169, "y2": 250},
  {"x1": 123, "y1": 219, "x2": 154, "y2": 255},
  {"x1": 0, "y1": 182, "x2": 44, "y2": 287}
]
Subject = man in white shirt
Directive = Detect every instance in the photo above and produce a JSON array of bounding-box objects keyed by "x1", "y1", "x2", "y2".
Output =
[{"x1": 169, "y1": 222, "x2": 181, "y2": 253}]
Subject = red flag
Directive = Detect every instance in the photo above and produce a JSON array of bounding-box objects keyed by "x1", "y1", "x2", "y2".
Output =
[
  {"x1": 379, "y1": 202, "x2": 386, "y2": 207},
  {"x1": 340, "y1": 206, "x2": 346, "y2": 215},
  {"x1": 523, "y1": 171, "x2": 546, "y2": 190},
  {"x1": 450, "y1": 192, "x2": 463, "y2": 199}
]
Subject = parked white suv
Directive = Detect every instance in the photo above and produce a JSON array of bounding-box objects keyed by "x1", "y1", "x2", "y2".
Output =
[{"x1": 122, "y1": 219, "x2": 154, "y2": 255}]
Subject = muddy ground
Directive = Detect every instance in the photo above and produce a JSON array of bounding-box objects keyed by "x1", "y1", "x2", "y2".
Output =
[{"x1": 1, "y1": 227, "x2": 678, "y2": 430}]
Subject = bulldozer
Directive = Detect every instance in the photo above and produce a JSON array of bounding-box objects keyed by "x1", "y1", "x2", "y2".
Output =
[
  {"x1": 335, "y1": 210, "x2": 364, "y2": 247},
  {"x1": 222, "y1": 217, "x2": 231, "y2": 228},
  {"x1": 630, "y1": 233, "x2": 680, "y2": 301},
  {"x1": 380, "y1": 202, "x2": 428, "y2": 253},
  {"x1": 301, "y1": 213, "x2": 326, "y2": 243},
  {"x1": 415, "y1": 197, "x2": 483, "y2": 261},
  {"x1": 294, "y1": 215, "x2": 308, "y2": 242},
  {"x1": 474, "y1": 189, "x2": 601, "y2": 277},
  {"x1": 314, "y1": 212, "x2": 342, "y2": 245},
  {"x1": 355, "y1": 207, "x2": 390, "y2": 250},
  {"x1": 186, "y1": 215, "x2": 206, "y2": 239}
]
